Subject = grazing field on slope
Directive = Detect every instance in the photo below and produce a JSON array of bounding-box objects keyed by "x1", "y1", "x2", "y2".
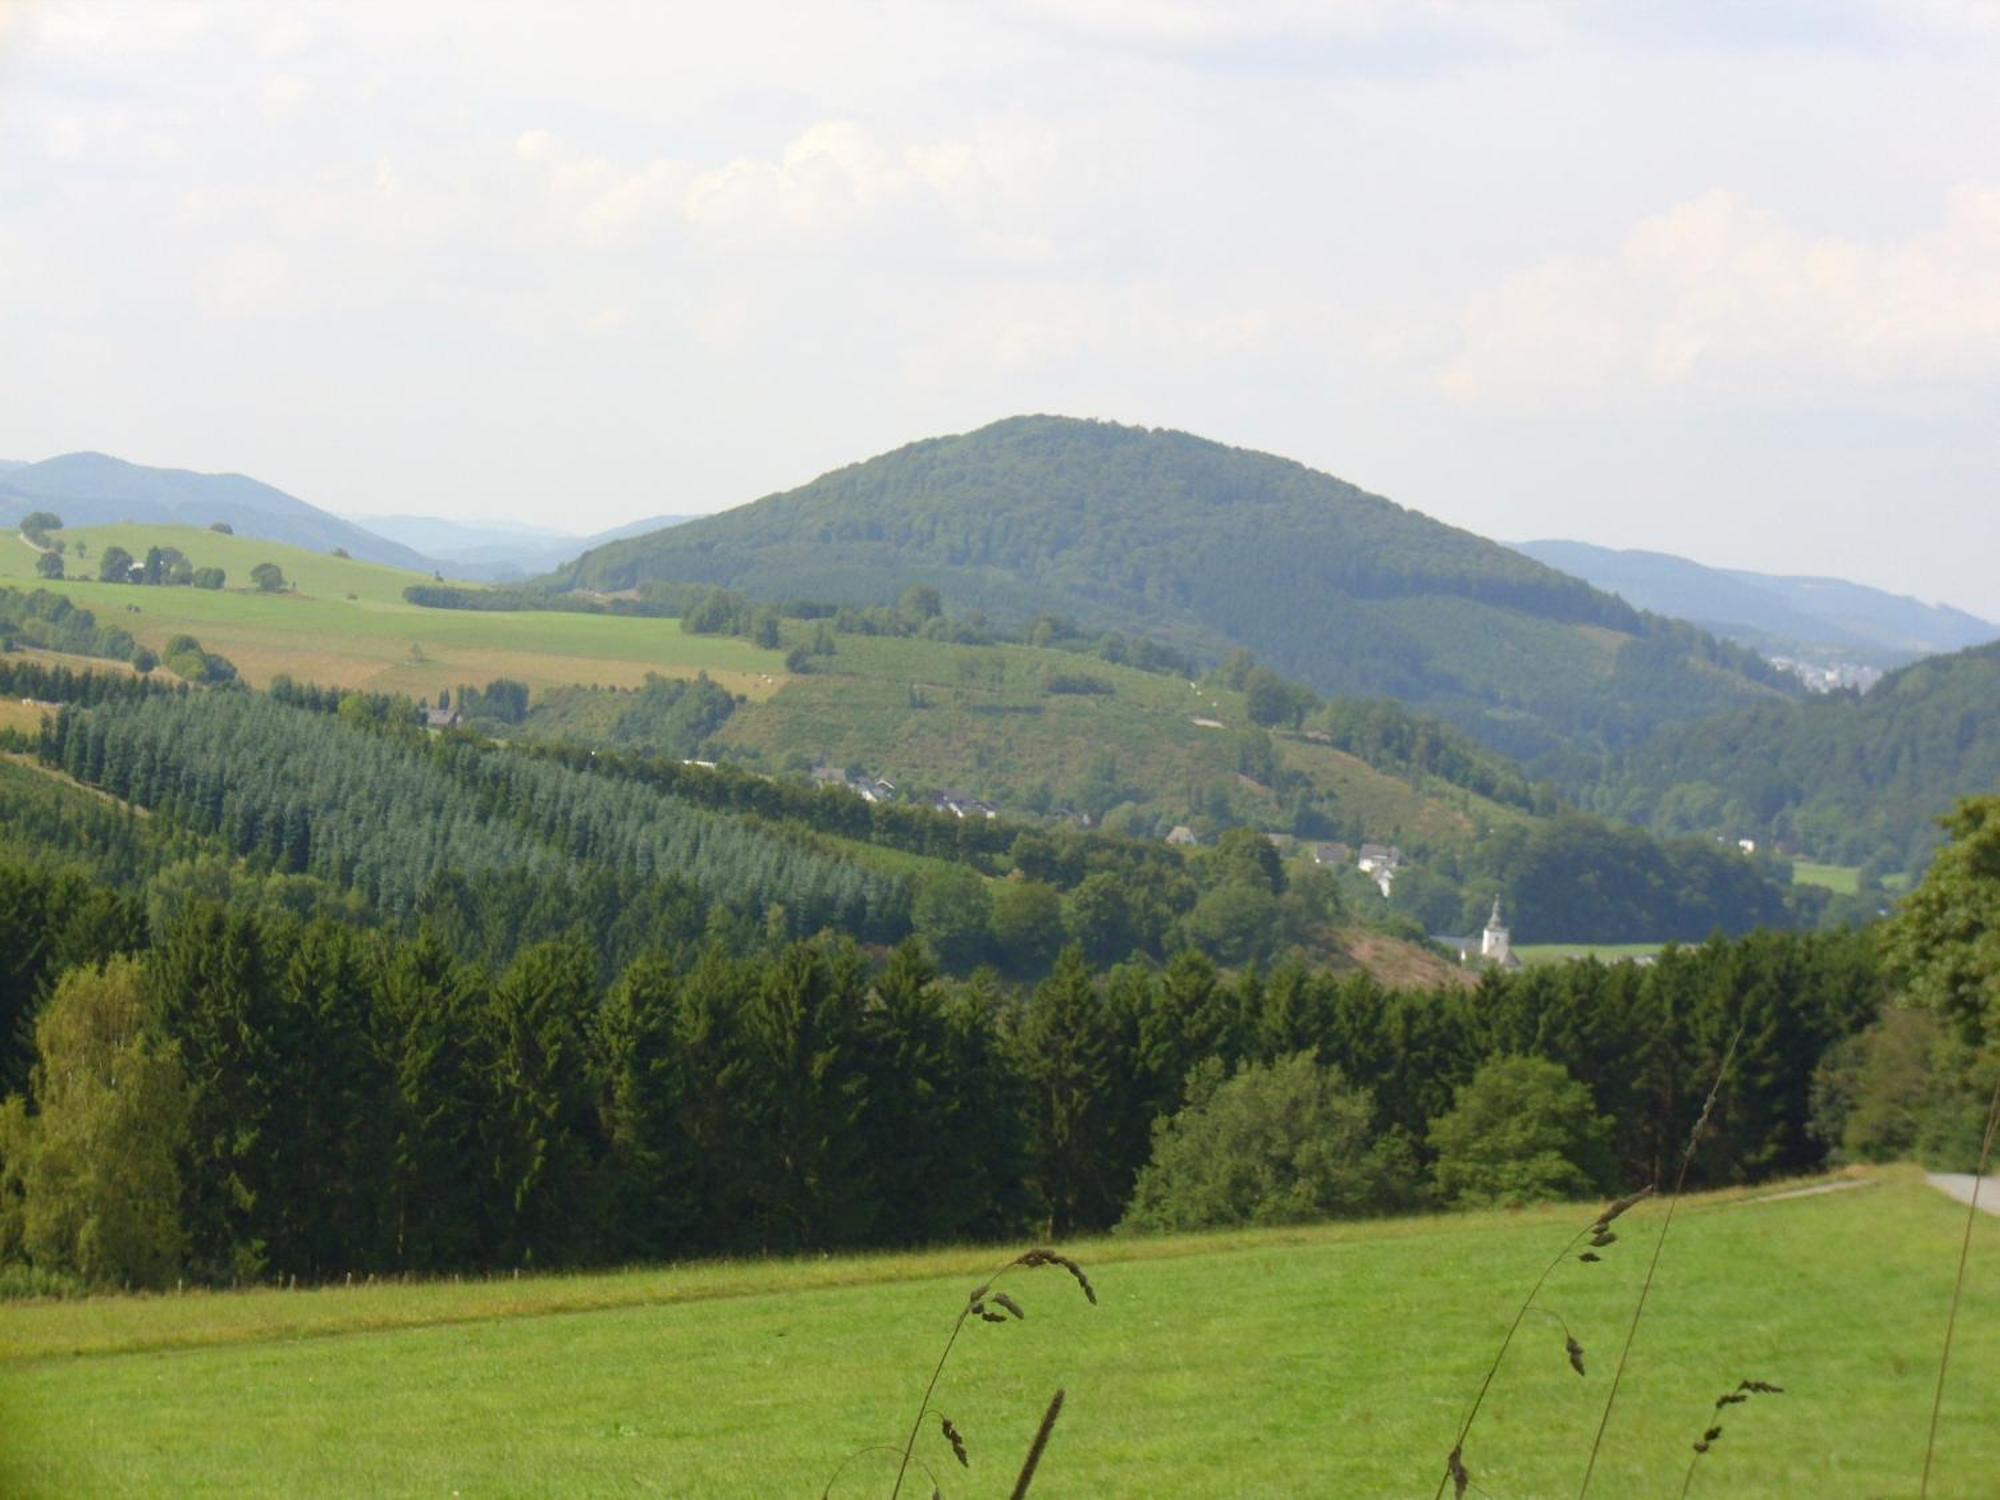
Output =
[
  {"x1": 2, "y1": 1168, "x2": 1992, "y2": 1497},
  {"x1": 0, "y1": 698, "x2": 48, "y2": 737},
  {"x1": 2, "y1": 525, "x2": 787, "y2": 697},
  {"x1": 1793, "y1": 860, "x2": 1863, "y2": 895},
  {"x1": 701, "y1": 631, "x2": 1531, "y2": 845}
]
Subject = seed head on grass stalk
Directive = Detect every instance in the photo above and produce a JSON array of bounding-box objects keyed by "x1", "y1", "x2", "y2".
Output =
[
  {"x1": 1430, "y1": 1184, "x2": 1653, "y2": 1500},
  {"x1": 857, "y1": 1248, "x2": 1094, "y2": 1500},
  {"x1": 1678, "y1": 1379, "x2": 1784, "y2": 1498}
]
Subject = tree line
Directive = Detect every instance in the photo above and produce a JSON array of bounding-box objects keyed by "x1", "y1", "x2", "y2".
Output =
[{"x1": 0, "y1": 850, "x2": 1883, "y2": 1289}]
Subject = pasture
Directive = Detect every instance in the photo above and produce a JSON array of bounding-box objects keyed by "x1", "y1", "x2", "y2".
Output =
[
  {"x1": 707, "y1": 630, "x2": 1529, "y2": 849},
  {"x1": 2, "y1": 525, "x2": 787, "y2": 698},
  {"x1": 1793, "y1": 861, "x2": 1864, "y2": 896},
  {"x1": 1513, "y1": 942, "x2": 1666, "y2": 967},
  {"x1": 1, "y1": 1166, "x2": 1993, "y2": 1496}
]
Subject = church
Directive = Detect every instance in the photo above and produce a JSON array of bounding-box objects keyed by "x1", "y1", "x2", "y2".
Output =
[{"x1": 1438, "y1": 897, "x2": 1522, "y2": 970}]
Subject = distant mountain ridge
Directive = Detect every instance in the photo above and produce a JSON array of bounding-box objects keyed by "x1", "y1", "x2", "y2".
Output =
[
  {"x1": 1513, "y1": 539, "x2": 1997, "y2": 667},
  {"x1": 0, "y1": 452, "x2": 434, "y2": 572},
  {"x1": 353, "y1": 512, "x2": 695, "y2": 581},
  {"x1": 552, "y1": 415, "x2": 1796, "y2": 763}
]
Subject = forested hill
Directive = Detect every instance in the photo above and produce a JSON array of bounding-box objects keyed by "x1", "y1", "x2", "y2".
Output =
[
  {"x1": 553, "y1": 416, "x2": 1793, "y2": 761},
  {"x1": 1588, "y1": 640, "x2": 2000, "y2": 871},
  {"x1": 0, "y1": 452, "x2": 434, "y2": 572}
]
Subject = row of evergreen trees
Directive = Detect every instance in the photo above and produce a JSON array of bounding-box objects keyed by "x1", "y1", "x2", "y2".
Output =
[
  {"x1": 0, "y1": 844, "x2": 1882, "y2": 1287},
  {"x1": 41, "y1": 693, "x2": 909, "y2": 941}
]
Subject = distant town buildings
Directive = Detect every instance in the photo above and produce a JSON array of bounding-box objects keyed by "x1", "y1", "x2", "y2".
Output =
[{"x1": 1767, "y1": 657, "x2": 1884, "y2": 694}]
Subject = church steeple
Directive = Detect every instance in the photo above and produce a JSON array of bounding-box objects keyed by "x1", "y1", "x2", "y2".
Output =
[{"x1": 1480, "y1": 896, "x2": 1511, "y2": 963}]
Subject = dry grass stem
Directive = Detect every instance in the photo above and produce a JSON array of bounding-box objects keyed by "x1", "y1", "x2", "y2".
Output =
[
  {"x1": 1008, "y1": 1389, "x2": 1065, "y2": 1500},
  {"x1": 1430, "y1": 1187, "x2": 1644, "y2": 1500},
  {"x1": 1920, "y1": 1065, "x2": 2000, "y2": 1498},
  {"x1": 881, "y1": 1249, "x2": 1095, "y2": 1500},
  {"x1": 1577, "y1": 1029, "x2": 1742, "y2": 1499}
]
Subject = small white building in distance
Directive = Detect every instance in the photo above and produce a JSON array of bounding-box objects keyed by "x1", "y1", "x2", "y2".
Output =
[{"x1": 1480, "y1": 896, "x2": 1514, "y2": 966}]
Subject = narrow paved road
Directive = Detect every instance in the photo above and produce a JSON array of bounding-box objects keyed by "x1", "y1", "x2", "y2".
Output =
[{"x1": 1926, "y1": 1173, "x2": 2000, "y2": 1216}]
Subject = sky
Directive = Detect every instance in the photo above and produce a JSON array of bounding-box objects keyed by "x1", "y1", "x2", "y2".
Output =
[{"x1": 1, "y1": 1, "x2": 1996, "y2": 617}]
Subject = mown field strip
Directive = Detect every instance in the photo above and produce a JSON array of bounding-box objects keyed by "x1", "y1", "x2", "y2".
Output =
[{"x1": 2, "y1": 1167, "x2": 1994, "y2": 1497}]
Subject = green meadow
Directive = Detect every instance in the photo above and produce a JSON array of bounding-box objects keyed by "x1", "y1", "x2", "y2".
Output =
[
  {"x1": 2, "y1": 1166, "x2": 1993, "y2": 1497},
  {"x1": 3, "y1": 525, "x2": 786, "y2": 697},
  {"x1": 1793, "y1": 861, "x2": 1864, "y2": 896},
  {"x1": 1513, "y1": 942, "x2": 1666, "y2": 967}
]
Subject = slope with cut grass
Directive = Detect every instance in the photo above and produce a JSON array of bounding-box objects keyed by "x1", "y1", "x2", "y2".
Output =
[
  {"x1": 0, "y1": 524, "x2": 787, "y2": 697},
  {"x1": 1, "y1": 1166, "x2": 1991, "y2": 1497}
]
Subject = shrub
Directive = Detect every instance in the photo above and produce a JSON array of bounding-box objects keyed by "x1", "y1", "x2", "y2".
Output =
[
  {"x1": 1428, "y1": 1055, "x2": 1613, "y2": 1206},
  {"x1": 191, "y1": 567, "x2": 226, "y2": 590},
  {"x1": 1121, "y1": 1053, "x2": 1416, "y2": 1232},
  {"x1": 250, "y1": 562, "x2": 286, "y2": 593},
  {"x1": 0, "y1": 958, "x2": 189, "y2": 1289}
]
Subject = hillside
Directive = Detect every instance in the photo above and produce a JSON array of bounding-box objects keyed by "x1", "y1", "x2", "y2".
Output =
[
  {"x1": 1515, "y1": 539, "x2": 1998, "y2": 668},
  {"x1": 0, "y1": 523, "x2": 783, "y2": 696},
  {"x1": 1589, "y1": 639, "x2": 2000, "y2": 871},
  {"x1": 0, "y1": 452, "x2": 433, "y2": 571},
  {"x1": 554, "y1": 416, "x2": 1795, "y2": 762}
]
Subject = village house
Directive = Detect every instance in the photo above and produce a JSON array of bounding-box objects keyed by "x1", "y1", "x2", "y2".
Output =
[
  {"x1": 930, "y1": 789, "x2": 998, "y2": 819},
  {"x1": 810, "y1": 764, "x2": 898, "y2": 803},
  {"x1": 1356, "y1": 842, "x2": 1403, "y2": 896}
]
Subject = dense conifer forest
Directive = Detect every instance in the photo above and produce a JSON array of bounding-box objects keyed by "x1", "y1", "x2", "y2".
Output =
[{"x1": 0, "y1": 829, "x2": 1884, "y2": 1286}]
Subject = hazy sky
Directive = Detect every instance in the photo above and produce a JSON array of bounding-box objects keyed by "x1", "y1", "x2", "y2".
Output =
[{"x1": 2, "y1": 1, "x2": 1996, "y2": 616}]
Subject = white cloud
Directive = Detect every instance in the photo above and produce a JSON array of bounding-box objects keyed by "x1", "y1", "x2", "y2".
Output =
[
  {"x1": 516, "y1": 118, "x2": 1070, "y2": 256},
  {"x1": 1442, "y1": 186, "x2": 2000, "y2": 404}
]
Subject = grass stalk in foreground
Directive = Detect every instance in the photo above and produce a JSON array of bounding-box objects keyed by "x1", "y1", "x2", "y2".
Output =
[
  {"x1": 1576, "y1": 1028, "x2": 1741, "y2": 1498},
  {"x1": 1432, "y1": 1186, "x2": 1650, "y2": 1500},
  {"x1": 1008, "y1": 1389, "x2": 1065, "y2": 1500},
  {"x1": 1677, "y1": 1380, "x2": 1783, "y2": 1498},
  {"x1": 825, "y1": 1247, "x2": 1094, "y2": 1500},
  {"x1": 1919, "y1": 1064, "x2": 2000, "y2": 1498}
]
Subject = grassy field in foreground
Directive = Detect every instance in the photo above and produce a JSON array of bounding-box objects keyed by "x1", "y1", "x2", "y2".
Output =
[
  {"x1": 1, "y1": 1167, "x2": 1994, "y2": 1497},
  {"x1": 4, "y1": 524, "x2": 787, "y2": 698}
]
